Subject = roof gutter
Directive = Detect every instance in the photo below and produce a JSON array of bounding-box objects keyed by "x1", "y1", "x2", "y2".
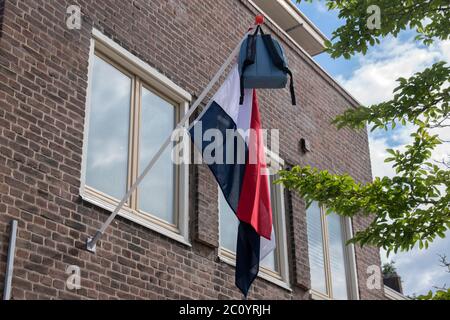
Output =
[{"x1": 280, "y1": 0, "x2": 329, "y2": 46}]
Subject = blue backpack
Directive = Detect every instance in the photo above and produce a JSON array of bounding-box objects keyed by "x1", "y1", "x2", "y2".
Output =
[{"x1": 238, "y1": 26, "x2": 296, "y2": 105}]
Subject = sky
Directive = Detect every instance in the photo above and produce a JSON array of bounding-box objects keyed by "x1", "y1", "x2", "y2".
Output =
[{"x1": 294, "y1": 0, "x2": 450, "y2": 296}]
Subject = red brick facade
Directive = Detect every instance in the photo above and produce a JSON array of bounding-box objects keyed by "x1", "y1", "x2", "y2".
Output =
[{"x1": 0, "y1": 0, "x2": 384, "y2": 299}]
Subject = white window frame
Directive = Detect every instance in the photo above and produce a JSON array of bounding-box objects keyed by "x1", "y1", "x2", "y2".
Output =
[
  {"x1": 80, "y1": 29, "x2": 192, "y2": 246},
  {"x1": 218, "y1": 150, "x2": 291, "y2": 291},
  {"x1": 308, "y1": 205, "x2": 360, "y2": 300}
]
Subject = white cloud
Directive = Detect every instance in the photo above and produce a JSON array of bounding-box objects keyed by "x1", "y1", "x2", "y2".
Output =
[
  {"x1": 336, "y1": 37, "x2": 450, "y2": 296},
  {"x1": 381, "y1": 234, "x2": 450, "y2": 296},
  {"x1": 337, "y1": 37, "x2": 448, "y2": 106},
  {"x1": 368, "y1": 125, "x2": 415, "y2": 178},
  {"x1": 313, "y1": 0, "x2": 329, "y2": 14},
  {"x1": 339, "y1": 37, "x2": 450, "y2": 176},
  {"x1": 368, "y1": 134, "x2": 394, "y2": 178}
]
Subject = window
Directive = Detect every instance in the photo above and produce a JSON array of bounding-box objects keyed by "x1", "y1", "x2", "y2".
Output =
[
  {"x1": 306, "y1": 202, "x2": 359, "y2": 299},
  {"x1": 218, "y1": 152, "x2": 290, "y2": 289},
  {"x1": 81, "y1": 30, "x2": 191, "y2": 245}
]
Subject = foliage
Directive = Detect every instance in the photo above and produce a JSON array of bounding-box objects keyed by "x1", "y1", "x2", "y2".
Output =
[
  {"x1": 417, "y1": 254, "x2": 450, "y2": 300},
  {"x1": 302, "y1": 0, "x2": 450, "y2": 59},
  {"x1": 279, "y1": 1, "x2": 450, "y2": 255},
  {"x1": 417, "y1": 288, "x2": 450, "y2": 300},
  {"x1": 382, "y1": 260, "x2": 397, "y2": 277}
]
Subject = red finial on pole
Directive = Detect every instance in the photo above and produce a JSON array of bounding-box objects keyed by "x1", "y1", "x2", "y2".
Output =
[{"x1": 255, "y1": 14, "x2": 264, "y2": 25}]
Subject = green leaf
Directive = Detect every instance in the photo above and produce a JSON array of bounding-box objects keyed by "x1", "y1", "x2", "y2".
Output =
[{"x1": 291, "y1": 0, "x2": 450, "y2": 258}]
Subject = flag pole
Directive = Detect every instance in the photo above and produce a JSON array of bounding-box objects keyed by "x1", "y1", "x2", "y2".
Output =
[{"x1": 85, "y1": 26, "x2": 254, "y2": 253}]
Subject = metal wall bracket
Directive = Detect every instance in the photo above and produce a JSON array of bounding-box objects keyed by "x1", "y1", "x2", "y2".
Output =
[
  {"x1": 3, "y1": 220, "x2": 18, "y2": 300},
  {"x1": 86, "y1": 231, "x2": 103, "y2": 253},
  {"x1": 86, "y1": 237, "x2": 96, "y2": 253}
]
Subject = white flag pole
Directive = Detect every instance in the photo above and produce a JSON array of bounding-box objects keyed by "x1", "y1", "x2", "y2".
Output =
[{"x1": 86, "y1": 27, "x2": 253, "y2": 252}]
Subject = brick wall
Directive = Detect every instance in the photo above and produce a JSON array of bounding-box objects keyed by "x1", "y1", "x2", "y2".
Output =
[{"x1": 0, "y1": 0, "x2": 384, "y2": 299}]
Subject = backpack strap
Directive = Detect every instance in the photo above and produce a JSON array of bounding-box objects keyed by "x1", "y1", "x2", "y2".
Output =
[
  {"x1": 260, "y1": 33, "x2": 297, "y2": 106},
  {"x1": 239, "y1": 26, "x2": 260, "y2": 105}
]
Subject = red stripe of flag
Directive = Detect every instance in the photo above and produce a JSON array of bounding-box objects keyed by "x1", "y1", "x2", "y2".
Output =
[{"x1": 236, "y1": 90, "x2": 272, "y2": 240}]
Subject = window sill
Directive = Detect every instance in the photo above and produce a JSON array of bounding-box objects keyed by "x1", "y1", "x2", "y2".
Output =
[
  {"x1": 80, "y1": 189, "x2": 191, "y2": 248},
  {"x1": 309, "y1": 289, "x2": 331, "y2": 300},
  {"x1": 385, "y1": 286, "x2": 410, "y2": 300},
  {"x1": 218, "y1": 252, "x2": 292, "y2": 292}
]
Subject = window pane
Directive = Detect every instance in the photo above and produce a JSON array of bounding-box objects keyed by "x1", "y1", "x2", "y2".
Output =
[
  {"x1": 306, "y1": 202, "x2": 327, "y2": 294},
  {"x1": 261, "y1": 178, "x2": 276, "y2": 270},
  {"x1": 260, "y1": 247, "x2": 276, "y2": 270},
  {"x1": 86, "y1": 55, "x2": 131, "y2": 200},
  {"x1": 327, "y1": 212, "x2": 349, "y2": 299},
  {"x1": 219, "y1": 176, "x2": 277, "y2": 272},
  {"x1": 219, "y1": 190, "x2": 239, "y2": 252},
  {"x1": 138, "y1": 87, "x2": 176, "y2": 224}
]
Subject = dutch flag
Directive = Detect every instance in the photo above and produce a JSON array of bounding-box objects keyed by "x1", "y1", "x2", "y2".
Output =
[{"x1": 189, "y1": 65, "x2": 275, "y2": 297}]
